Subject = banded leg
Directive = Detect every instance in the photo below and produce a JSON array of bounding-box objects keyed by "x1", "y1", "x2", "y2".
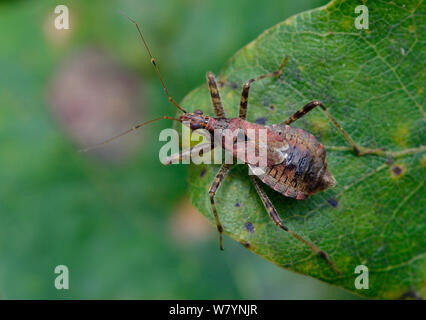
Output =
[
  {"x1": 206, "y1": 72, "x2": 226, "y2": 118},
  {"x1": 282, "y1": 100, "x2": 385, "y2": 156},
  {"x1": 251, "y1": 176, "x2": 341, "y2": 274},
  {"x1": 209, "y1": 163, "x2": 232, "y2": 250},
  {"x1": 239, "y1": 57, "x2": 288, "y2": 120},
  {"x1": 161, "y1": 142, "x2": 214, "y2": 165}
]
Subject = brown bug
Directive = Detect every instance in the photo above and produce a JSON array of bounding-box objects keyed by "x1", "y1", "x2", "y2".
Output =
[{"x1": 84, "y1": 12, "x2": 385, "y2": 274}]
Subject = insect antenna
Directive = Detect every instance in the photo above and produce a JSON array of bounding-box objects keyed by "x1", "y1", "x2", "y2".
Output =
[
  {"x1": 79, "y1": 116, "x2": 181, "y2": 153},
  {"x1": 81, "y1": 12, "x2": 188, "y2": 153},
  {"x1": 118, "y1": 10, "x2": 187, "y2": 113}
]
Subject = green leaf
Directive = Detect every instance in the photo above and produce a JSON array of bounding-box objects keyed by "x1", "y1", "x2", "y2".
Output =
[{"x1": 181, "y1": 0, "x2": 425, "y2": 299}]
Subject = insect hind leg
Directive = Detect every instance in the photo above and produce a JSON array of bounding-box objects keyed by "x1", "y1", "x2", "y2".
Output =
[
  {"x1": 250, "y1": 176, "x2": 341, "y2": 274},
  {"x1": 282, "y1": 100, "x2": 385, "y2": 156}
]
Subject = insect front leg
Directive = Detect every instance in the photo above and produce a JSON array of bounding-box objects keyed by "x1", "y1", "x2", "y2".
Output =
[
  {"x1": 282, "y1": 100, "x2": 385, "y2": 156},
  {"x1": 239, "y1": 57, "x2": 288, "y2": 120},
  {"x1": 206, "y1": 72, "x2": 226, "y2": 118},
  {"x1": 209, "y1": 164, "x2": 232, "y2": 250},
  {"x1": 161, "y1": 142, "x2": 214, "y2": 165},
  {"x1": 250, "y1": 176, "x2": 341, "y2": 274}
]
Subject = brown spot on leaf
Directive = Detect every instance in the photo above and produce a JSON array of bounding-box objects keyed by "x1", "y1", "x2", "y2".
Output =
[
  {"x1": 229, "y1": 82, "x2": 238, "y2": 89},
  {"x1": 240, "y1": 240, "x2": 251, "y2": 248},
  {"x1": 391, "y1": 164, "x2": 405, "y2": 177},
  {"x1": 327, "y1": 197, "x2": 338, "y2": 208},
  {"x1": 400, "y1": 289, "x2": 423, "y2": 300},
  {"x1": 218, "y1": 80, "x2": 238, "y2": 89},
  {"x1": 244, "y1": 222, "x2": 255, "y2": 234},
  {"x1": 255, "y1": 117, "x2": 267, "y2": 125}
]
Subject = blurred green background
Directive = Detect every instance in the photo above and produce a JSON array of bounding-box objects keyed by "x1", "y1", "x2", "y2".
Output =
[{"x1": 0, "y1": 0, "x2": 358, "y2": 299}]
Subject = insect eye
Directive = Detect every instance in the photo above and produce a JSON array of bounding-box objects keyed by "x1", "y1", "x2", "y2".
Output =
[
  {"x1": 204, "y1": 119, "x2": 209, "y2": 125},
  {"x1": 194, "y1": 109, "x2": 203, "y2": 115}
]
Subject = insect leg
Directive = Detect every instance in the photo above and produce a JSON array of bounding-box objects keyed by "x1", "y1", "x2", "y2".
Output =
[
  {"x1": 206, "y1": 72, "x2": 226, "y2": 118},
  {"x1": 239, "y1": 57, "x2": 288, "y2": 120},
  {"x1": 282, "y1": 100, "x2": 322, "y2": 125},
  {"x1": 209, "y1": 163, "x2": 232, "y2": 250},
  {"x1": 161, "y1": 142, "x2": 215, "y2": 165},
  {"x1": 282, "y1": 100, "x2": 385, "y2": 156},
  {"x1": 250, "y1": 176, "x2": 341, "y2": 274}
]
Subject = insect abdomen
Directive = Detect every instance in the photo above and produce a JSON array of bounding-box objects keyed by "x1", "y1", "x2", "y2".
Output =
[{"x1": 260, "y1": 124, "x2": 335, "y2": 199}]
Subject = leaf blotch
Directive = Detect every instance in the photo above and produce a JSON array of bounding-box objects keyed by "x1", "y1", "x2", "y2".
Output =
[
  {"x1": 391, "y1": 164, "x2": 405, "y2": 177},
  {"x1": 218, "y1": 80, "x2": 238, "y2": 90},
  {"x1": 244, "y1": 222, "x2": 255, "y2": 234},
  {"x1": 200, "y1": 167, "x2": 207, "y2": 177},
  {"x1": 327, "y1": 197, "x2": 338, "y2": 208},
  {"x1": 400, "y1": 290, "x2": 423, "y2": 300},
  {"x1": 241, "y1": 240, "x2": 251, "y2": 248},
  {"x1": 255, "y1": 117, "x2": 267, "y2": 125}
]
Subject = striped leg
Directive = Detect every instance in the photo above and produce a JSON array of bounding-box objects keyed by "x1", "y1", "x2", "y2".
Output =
[
  {"x1": 206, "y1": 72, "x2": 226, "y2": 118},
  {"x1": 251, "y1": 176, "x2": 341, "y2": 274},
  {"x1": 239, "y1": 57, "x2": 288, "y2": 120},
  {"x1": 161, "y1": 142, "x2": 214, "y2": 165},
  {"x1": 209, "y1": 164, "x2": 232, "y2": 250},
  {"x1": 282, "y1": 100, "x2": 385, "y2": 156}
]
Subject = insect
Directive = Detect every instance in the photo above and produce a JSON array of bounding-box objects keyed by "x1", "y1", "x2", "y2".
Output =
[{"x1": 84, "y1": 12, "x2": 385, "y2": 274}]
